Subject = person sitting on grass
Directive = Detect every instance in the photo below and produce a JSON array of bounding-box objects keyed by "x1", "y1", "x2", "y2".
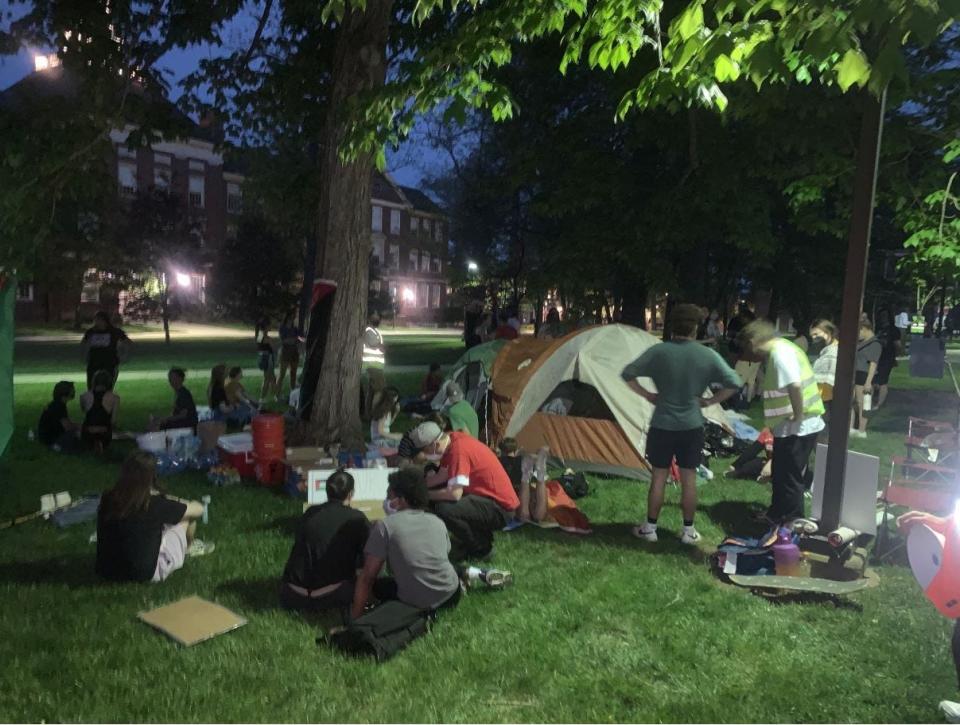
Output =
[
  {"x1": 351, "y1": 467, "x2": 510, "y2": 621},
  {"x1": 207, "y1": 363, "x2": 235, "y2": 423},
  {"x1": 224, "y1": 366, "x2": 259, "y2": 425},
  {"x1": 153, "y1": 368, "x2": 198, "y2": 431},
  {"x1": 80, "y1": 369, "x2": 120, "y2": 453},
  {"x1": 280, "y1": 470, "x2": 370, "y2": 613},
  {"x1": 725, "y1": 428, "x2": 774, "y2": 482},
  {"x1": 439, "y1": 381, "x2": 479, "y2": 438},
  {"x1": 37, "y1": 381, "x2": 80, "y2": 453},
  {"x1": 401, "y1": 363, "x2": 444, "y2": 416},
  {"x1": 423, "y1": 427, "x2": 520, "y2": 561},
  {"x1": 95, "y1": 451, "x2": 214, "y2": 583},
  {"x1": 397, "y1": 414, "x2": 448, "y2": 464},
  {"x1": 370, "y1": 387, "x2": 403, "y2": 446}
]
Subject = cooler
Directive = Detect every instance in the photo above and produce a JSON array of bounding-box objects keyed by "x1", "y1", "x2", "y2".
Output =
[{"x1": 218, "y1": 432, "x2": 256, "y2": 480}]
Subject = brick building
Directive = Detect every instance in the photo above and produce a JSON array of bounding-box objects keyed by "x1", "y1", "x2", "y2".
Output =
[{"x1": 370, "y1": 171, "x2": 450, "y2": 323}]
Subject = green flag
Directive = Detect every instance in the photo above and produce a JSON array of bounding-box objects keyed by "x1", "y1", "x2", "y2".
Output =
[{"x1": 0, "y1": 274, "x2": 13, "y2": 458}]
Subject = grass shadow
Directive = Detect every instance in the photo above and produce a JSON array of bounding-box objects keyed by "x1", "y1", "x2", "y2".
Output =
[
  {"x1": 0, "y1": 555, "x2": 100, "y2": 589},
  {"x1": 704, "y1": 500, "x2": 769, "y2": 538},
  {"x1": 756, "y1": 590, "x2": 864, "y2": 611},
  {"x1": 216, "y1": 576, "x2": 283, "y2": 612},
  {"x1": 251, "y1": 515, "x2": 299, "y2": 536}
]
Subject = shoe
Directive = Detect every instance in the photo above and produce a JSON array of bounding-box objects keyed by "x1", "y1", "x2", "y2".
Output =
[
  {"x1": 483, "y1": 569, "x2": 514, "y2": 589},
  {"x1": 187, "y1": 539, "x2": 216, "y2": 557},
  {"x1": 632, "y1": 523, "x2": 658, "y2": 542},
  {"x1": 680, "y1": 527, "x2": 701, "y2": 545},
  {"x1": 849, "y1": 429, "x2": 867, "y2": 439},
  {"x1": 940, "y1": 700, "x2": 960, "y2": 723}
]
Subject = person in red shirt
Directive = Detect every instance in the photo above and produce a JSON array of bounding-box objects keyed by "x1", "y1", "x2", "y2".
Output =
[{"x1": 423, "y1": 429, "x2": 520, "y2": 560}]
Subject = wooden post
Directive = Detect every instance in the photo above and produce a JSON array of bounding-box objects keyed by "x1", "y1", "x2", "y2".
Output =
[{"x1": 821, "y1": 89, "x2": 887, "y2": 532}]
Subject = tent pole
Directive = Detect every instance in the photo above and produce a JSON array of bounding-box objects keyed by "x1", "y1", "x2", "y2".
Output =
[{"x1": 821, "y1": 89, "x2": 887, "y2": 532}]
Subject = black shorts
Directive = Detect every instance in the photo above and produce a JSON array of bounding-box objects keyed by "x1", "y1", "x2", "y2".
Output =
[
  {"x1": 646, "y1": 427, "x2": 704, "y2": 470},
  {"x1": 855, "y1": 370, "x2": 868, "y2": 386},
  {"x1": 875, "y1": 363, "x2": 894, "y2": 386}
]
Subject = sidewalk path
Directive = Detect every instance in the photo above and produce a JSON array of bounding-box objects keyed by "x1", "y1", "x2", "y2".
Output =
[{"x1": 15, "y1": 322, "x2": 462, "y2": 343}]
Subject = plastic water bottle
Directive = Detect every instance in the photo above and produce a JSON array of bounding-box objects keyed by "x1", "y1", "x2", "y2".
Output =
[
  {"x1": 862, "y1": 392, "x2": 872, "y2": 412},
  {"x1": 201, "y1": 495, "x2": 211, "y2": 524}
]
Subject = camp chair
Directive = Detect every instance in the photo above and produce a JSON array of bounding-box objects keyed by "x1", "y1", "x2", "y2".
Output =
[
  {"x1": 905, "y1": 417, "x2": 956, "y2": 463},
  {"x1": 874, "y1": 463, "x2": 959, "y2": 561}
]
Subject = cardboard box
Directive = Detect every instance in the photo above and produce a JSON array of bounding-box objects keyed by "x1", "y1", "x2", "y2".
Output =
[{"x1": 138, "y1": 596, "x2": 247, "y2": 646}]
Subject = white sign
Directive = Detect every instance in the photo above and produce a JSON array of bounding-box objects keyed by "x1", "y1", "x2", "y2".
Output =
[
  {"x1": 811, "y1": 443, "x2": 880, "y2": 536},
  {"x1": 306, "y1": 468, "x2": 397, "y2": 506}
]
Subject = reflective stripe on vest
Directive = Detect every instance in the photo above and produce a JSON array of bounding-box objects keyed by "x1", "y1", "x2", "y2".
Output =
[
  {"x1": 762, "y1": 339, "x2": 825, "y2": 427},
  {"x1": 361, "y1": 327, "x2": 385, "y2": 369}
]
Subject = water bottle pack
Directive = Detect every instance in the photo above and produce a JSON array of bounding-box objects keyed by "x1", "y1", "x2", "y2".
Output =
[{"x1": 207, "y1": 465, "x2": 242, "y2": 487}]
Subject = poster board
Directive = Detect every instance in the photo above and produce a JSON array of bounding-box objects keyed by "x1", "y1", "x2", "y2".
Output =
[
  {"x1": 138, "y1": 596, "x2": 247, "y2": 647},
  {"x1": 810, "y1": 443, "x2": 880, "y2": 536}
]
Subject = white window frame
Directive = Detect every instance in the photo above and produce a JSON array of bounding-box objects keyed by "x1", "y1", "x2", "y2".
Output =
[
  {"x1": 371, "y1": 238, "x2": 385, "y2": 266},
  {"x1": 188, "y1": 175, "x2": 204, "y2": 208},
  {"x1": 16, "y1": 282, "x2": 34, "y2": 302},
  {"x1": 388, "y1": 244, "x2": 400, "y2": 269},
  {"x1": 431, "y1": 256, "x2": 441, "y2": 274},
  {"x1": 417, "y1": 282, "x2": 429, "y2": 309},
  {"x1": 410, "y1": 216, "x2": 419, "y2": 232},
  {"x1": 409, "y1": 248, "x2": 419, "y2": 272},
  {"x1": 421, "y1": 251, "x2": 431, "y2": 274},
  {"x1": 372, "y1": 205, "x2": 383, "y2": 232},
  {"x1": 390, "y1": 208, "x2": 401, "y2": 234},
  {"x1": 118, "y1": 161, "x2": 137, "y2": 196},
  {"x1": 432, "y1": 284, "x2": 442, "y2": 309},
  {"x1": 434, "y1": 221, "x2": 443, "y2": 242}
]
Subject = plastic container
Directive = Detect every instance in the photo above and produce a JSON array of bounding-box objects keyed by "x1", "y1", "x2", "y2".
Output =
[
  {"x1": 165, "y1": 427, "x2": 194, "y2": 447},
  {"x1": 772, "y1": 528, "x2": 802, "y2": 576},
  {"x1": 218, "y1": 432, "x2": 256, "y2": 479},
  {"x1": 136, "y1": 432, "x2": 167, "y2": 454},
  {"x1": 252, "y1": 414, "x2": 285, "y2": 462},
  {"x1": 862, "y1": 392, "x2": 872, "y2": 412}
]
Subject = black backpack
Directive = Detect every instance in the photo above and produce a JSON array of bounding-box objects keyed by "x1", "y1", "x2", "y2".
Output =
[
  {"x1": 559, "y1": 471, "x2": 589, "y2": 499},
  {"x1": 324, "y1": 600, "x2": 430, "y2": 663}
]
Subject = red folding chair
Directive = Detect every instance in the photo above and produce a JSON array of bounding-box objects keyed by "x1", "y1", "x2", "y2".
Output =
[{"x1": 875, "y1": 464, "x2": 958, "y2": 560}]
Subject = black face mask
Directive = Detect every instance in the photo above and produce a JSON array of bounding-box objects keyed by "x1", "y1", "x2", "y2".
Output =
[{"x1": 809, "y1": 338, "x2": 826, "y2": 355}]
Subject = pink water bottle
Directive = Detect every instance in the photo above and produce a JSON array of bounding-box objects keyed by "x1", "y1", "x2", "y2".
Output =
[{"x1": 772, "y1": 528, "x2": 802, "y2": 576}]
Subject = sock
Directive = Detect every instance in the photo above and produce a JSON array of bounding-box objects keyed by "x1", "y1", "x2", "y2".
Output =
[
  {"x1": 465, "y1": 566, "x2": 482, "y2": 583},
  {"x1": 646, "y1": 517, "x2": 658, "y2": 529},
  {"x1": 683, "y1": 519, "x2": 695, "y2": 529}
]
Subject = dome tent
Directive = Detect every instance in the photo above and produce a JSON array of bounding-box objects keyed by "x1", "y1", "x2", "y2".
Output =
[{"x1": 485, "y1": 325, "x2": 732, "y2": 479}]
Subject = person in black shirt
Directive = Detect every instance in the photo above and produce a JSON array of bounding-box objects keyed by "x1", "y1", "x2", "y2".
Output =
[
  {"x1": 80, "y1": 369, "x2": 119, "y2": 453},
  {"x1": 154, "y1": 368, "x2": 199, "y2": 430},
  {"x1": 280, "y1": 470, "x2": 370, "y2": 612},
  {"x1": 81, "y1": 311, "x2": 130, "y2": 389},
  {"x1": 37, "y1": 381, "x2": 80, "y2": 452},
  {"x1": 96, "y1": 451, "x2": 213, "y2": 583},
  {"x1": 207, "y1": 363, "x2": 231, "y2": 421}
]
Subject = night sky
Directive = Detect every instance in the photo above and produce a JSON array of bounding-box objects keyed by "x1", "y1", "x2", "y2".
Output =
[{"x1": 0, "y1": 27, "x2": 439, "y2": 189}]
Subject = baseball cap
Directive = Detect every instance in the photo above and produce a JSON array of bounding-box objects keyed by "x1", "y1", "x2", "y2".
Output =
[
  {"x1": 444, "y1": 381, "x2": 464, "y2": 404},
  {"x1": 410, "y1": 422, "x2": 442, "y2": 449}
]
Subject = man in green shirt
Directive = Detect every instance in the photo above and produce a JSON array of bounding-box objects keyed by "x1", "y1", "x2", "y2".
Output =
[
  {"x1": 621, "y1": 304, "x2": 741, "y2": 544},
  {"x1": 441, "y1": 381, "x2": 480, "y2": 438}
]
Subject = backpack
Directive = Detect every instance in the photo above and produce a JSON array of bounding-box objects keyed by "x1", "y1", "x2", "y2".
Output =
[
  {"x1": 324, "y1": 600, "x2": 431, "y2": 663},
  {"x1": 559, "y1": 471, "x2": 589, "y2": 499}
]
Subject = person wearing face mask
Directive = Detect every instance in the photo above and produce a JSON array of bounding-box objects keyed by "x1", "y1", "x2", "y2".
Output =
[
  {"x1": 416, "y1": 422, "x2": 520, "y2": 561},
  {"x1": 280, "y1": 470, "x2": 370, "y2": 613},
  {"x1": 810, "y1": 319, "x2": 839, "y2": 427}
]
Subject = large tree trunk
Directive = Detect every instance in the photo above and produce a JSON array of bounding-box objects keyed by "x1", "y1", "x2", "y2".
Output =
[{"x1": 306, "y1": 0, "x2": 392, "y2": 449}]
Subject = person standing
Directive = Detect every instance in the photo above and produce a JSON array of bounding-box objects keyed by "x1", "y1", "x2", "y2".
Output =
[
  {"x1": 738, "y1": 321, "x2": 824, "y2": 525},
  {"x1": 810, "y1": 319, "x2": 839, "y2": 425},
  {"x1": 277, "y1": 314, "x2": 302, "y2": 393},
  {"x1": 361, "y1": 313, "x2": 386, "y2": 421},
  {"x1": 621, "y1": 304, "x2": 742, "y2": 545},
  {"x1": 81, "y1": 311, "x2": 130, "y2": 389},
  {"x1": 852, "y1": 320, "x2": 882, "y2": 438},
  {"x1": 875, "y1": 312, "x2": 901, "y2": 410},
  {"x1": 257, "y1": 327, "x2": 278, "y2": 403}
]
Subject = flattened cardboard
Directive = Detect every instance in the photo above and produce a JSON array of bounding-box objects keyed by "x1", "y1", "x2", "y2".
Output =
[{"x1": 138, "y1": 595, "x2": 247, "y2": 647}]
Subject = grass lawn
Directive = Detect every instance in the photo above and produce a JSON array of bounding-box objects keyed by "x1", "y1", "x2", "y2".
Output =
[{"x1": 1, "y1": 346, "x2": 958, "y2": 722}]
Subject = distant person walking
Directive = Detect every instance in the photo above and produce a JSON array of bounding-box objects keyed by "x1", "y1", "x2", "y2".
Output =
[
  {"x1": 621, "y1": 304, "x2": 742, "y2": 545},
  {"x1": 81, "y1": 311, "x2": 130, "y2": 389}
]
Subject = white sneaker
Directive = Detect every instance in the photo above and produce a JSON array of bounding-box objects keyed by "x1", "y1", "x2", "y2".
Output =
[
  {"x1": 632, "y1": 523, "x2": 658, "y2": 542},
  {"x1": 849, "y1": 429, "x2": 867, "y2": 439},
  {"x1": 187, "y1": 539, "x2": 216, "y2": 557},
  {"x1": 680, "y1": 527, "x2": 701, "y2": 545},
  {"x1": 940, "y1": 700, "x2": 960, "y2": 723}
]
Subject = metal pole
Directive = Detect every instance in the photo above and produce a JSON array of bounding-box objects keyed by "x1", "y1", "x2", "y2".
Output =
[{"x1": 822, "y1": 88, "x2": 887, "y2": 532}]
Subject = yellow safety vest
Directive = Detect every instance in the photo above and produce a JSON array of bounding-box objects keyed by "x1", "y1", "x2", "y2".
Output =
[
  {"x1": 762, "y1": 339, "x2": 825, "y2": 427},
  {"x1": 361, "y1": 326, "x2": 385, "y2": 370}
]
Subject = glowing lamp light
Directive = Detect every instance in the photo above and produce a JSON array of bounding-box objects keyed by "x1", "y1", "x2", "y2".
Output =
[
  {"x1": 34, "y1": 54, "x2": 59, "y2": 71},
  {"x1": 467, "y1": 261, "x2": 479, "y2": 273},
  {"x1": 401, "y1": 287, "x2": 416, "y2": 303},
  {"x1": 175, "y1": 272, "x2": 191, "y2": 288}
]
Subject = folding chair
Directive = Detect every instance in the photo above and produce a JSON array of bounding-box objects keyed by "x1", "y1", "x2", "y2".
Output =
[
  {"x1": 906, "y1": 417, "x2": 957, "y2": 463},
  {"x1": 874, "y1": 468, "x2": 958, "y2": 561}
]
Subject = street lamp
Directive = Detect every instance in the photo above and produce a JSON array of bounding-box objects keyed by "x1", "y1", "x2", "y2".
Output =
[
  {"x1": 175, "y1": 272, "x2": 191, "y2": 288},
  {"x1": 467, "y1": 261, "x2": 479, "y2": 273}
]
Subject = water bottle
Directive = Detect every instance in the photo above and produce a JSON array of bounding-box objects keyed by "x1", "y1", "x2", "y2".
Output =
[
  {"x1": 772, "y1": 527, "x2": 802, "y2": 576},
  {"x1": 201, "y1": 495, "x2": 211, "y2": 524},
  {"x1": 862, "y1": 392, "x2": 872, "y2": 412}
]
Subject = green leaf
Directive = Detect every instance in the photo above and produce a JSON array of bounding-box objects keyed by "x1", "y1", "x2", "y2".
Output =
[
  {"x1": 714, "y1": 53, "x2": 740, "y2": 81},
  {"x1": 835, "y1": 48, "x2": 870, "y2": 91},
  {"x1": 675, "y1": 2, "x2": 705, "y2": 41}
]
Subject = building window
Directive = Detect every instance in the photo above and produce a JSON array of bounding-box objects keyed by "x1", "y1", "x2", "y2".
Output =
[
  {"x1": 409, "y1": 248, "x2": 419, "y2": 272},
  {"x1": 410, "y1": 216, "x2": 419, "y2": 232},
  {"x1": 421, "y1": 251, "x2": 431, "y2": 273},
  {"x1": 189, "y1": 175, "x2": 204, "y2": 208},
  {"x1": 417, "y1": 282, "x2": 429, "y2": 309},
  {"x1": 80, "y1": 269, "x2": 101, "y2": 304},
  {"x1": 372, "y1": 205, "x2": 383, "y2": 232},
  {"x1": 431, "y1": 256, "x2": 441, "y2": 274},
  {"x1": 434, "y1": 222, "x2": 443, "y2": 242},
  {"x1": 390, "y1": 209, "x2": 401, "y2": 234},
  {"x1": 370, "y1": 279, "x2": 382, "y2": 293},
  {"x1": 118, "y1": 161, "x2": 137, "y2": 196},
  {"x1": 422, "y1": 219, "x2": 432, "y2": 237},
  {"x1": 387, "y1": 244, "x2": 399, "y2": 269},
  {"x1": 16, "y1": 282, "x2": 34, "y2": 302},
  {"x1": 154, "y1": 152, "x2": 171, "y2": 190},
  {"x1": 388, "y1": 282, "x2": 398, "y2": 300},
  {"x1": 189, "y1": 159, "x2": 205, "y2": 173},
  {"x1": 372, "y1": 238, "x2": 384, "y2": 266},
  {"x1": 432, "y1": 284, "x2": 442, "y2": 309},
  {"x1": 227, "y1": 182, "x2": 242, "y2": 214}
]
